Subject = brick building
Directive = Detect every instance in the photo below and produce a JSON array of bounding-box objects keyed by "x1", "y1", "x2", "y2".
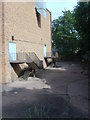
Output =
[{"x1": 0, "y1": 2, "x2": 52, "y2": 83}]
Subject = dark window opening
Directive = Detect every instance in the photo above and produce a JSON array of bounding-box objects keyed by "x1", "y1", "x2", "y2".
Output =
[{"x1": 35, "y1": 8, "x2": 41, "y2": 28}]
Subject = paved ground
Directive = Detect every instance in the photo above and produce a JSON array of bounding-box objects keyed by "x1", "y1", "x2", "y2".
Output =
[{"x1": 2, "y1": 62, "x2": 88, "y2": 118}]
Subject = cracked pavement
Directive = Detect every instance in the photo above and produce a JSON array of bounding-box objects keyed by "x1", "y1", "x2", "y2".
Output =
[{"x1": 2, "y1": 62, "x2": 88, "y2": 118}]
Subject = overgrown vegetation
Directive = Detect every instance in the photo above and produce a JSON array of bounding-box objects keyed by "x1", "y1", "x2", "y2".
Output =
[
  {"x1": 74, "y1": 2, "x2": 89, "y2": 69},
  {"x1": 52, "y1": 10, "x2": 79, "y2": 59},
  {"x1": 52, "y1": 2, "x2": 89, "y2": 65},
  {"x1": 25, "y1": 104, "x2": 50, "y2": 118}
]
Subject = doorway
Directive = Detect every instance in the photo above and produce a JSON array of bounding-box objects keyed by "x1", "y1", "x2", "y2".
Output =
[
  {"x1": 9, "y1": 42, "x2": 16, "y2": 61},
  {"x1": 44, "y1": 44, "x2": 46, "y2": 57}
]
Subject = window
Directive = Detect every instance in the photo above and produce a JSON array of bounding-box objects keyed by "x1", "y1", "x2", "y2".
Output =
[{"x1": 35, "y1": 8, "x2": 41, "y2": 28}]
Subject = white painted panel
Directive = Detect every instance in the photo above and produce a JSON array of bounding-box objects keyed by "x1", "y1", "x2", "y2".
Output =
[
  {"x1": 9, "y1": 42, "x2": 16, "y2": 61},
  {"x1": 44, "y1": 44, "x2": 46, "y2": 57}
]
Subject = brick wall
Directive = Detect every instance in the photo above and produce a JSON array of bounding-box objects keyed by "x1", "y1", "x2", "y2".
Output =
[
  {"x1": 1, "y1": 2, "x2": 51, "y2": 83},
  {"x1": 0, "y1": 3, "x2": 2, "y2": 83}
]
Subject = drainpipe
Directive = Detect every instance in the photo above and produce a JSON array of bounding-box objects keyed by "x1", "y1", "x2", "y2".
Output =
[
  {"x1": 2, "y1": 2, "x2": 6, "y2": 83},
  {"x1": 50, "y1": 11, "x2": 52, "y2": 57}
]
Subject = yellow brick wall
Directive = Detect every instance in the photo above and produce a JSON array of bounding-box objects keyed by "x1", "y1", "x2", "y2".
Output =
[
  {"x1": 4, "y1": 3, "x2": 51, "y2": 59},
  {"x1": 1, "y1": 2, "x2": 51, "y2": 83},
  {"x1": 0, "y1": 3, "x2": 2, "y2": 83}
]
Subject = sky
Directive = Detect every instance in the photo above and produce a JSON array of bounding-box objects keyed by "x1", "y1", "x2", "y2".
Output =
[{"x1": 46, "y1": 0, "x2": 78, "y2": 20}]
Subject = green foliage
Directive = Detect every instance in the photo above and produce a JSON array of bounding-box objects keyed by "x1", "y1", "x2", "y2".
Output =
[
  {"x1": 52, "y1": 10, "x2": 79, "y2": 58},
  {"x1": 52, "y1": 2, "x2": 89, "y2": 64},
  {"x1": 74, "y1": 2, "x2": 89, "y2": 55},
  {"x1": 74, "y1": 2, "x2": 89, "y2": 70},
  {"x1": 26, "y1": 104, "x2": 50, "y2": 118}
]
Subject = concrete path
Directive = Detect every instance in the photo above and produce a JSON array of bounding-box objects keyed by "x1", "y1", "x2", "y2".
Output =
[{"x1": 2, "y1": 62, "x2": 88, "y2": 118}]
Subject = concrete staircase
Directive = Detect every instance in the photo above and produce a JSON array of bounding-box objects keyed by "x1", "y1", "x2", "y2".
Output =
[
  {"x1": 44, "y1": 52, "x2": 58, "y2": 67},
  {"x1": 26, "y1": 52, "x2": 43, "y2": 69},
  {"x1": 10, "y1": 52, "x2": 43, "y2": 70}
]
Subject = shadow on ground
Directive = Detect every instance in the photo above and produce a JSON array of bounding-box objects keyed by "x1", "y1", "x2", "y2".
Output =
[
  {"x1": 2, "y1": 88, "x2": 87, "y2": 118},
  {"x1": 2, "y1": 62, "x2": 88, "y2": 118}
]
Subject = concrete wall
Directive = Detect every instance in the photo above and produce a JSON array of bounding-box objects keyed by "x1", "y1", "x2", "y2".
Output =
[{"x1": 1, "y1": 2, "x2": 51, "y2": 83}]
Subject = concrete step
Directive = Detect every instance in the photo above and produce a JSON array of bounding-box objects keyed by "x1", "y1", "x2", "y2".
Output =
[{"x1": 27, "y1": 62, "x2": 39, "y2": 69}]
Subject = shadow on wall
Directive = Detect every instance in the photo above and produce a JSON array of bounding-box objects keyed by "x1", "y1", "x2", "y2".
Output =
[
  {"x1": 11, "y1": 64, "x2": 32, "y2": 78},
  {"x1": 11, "y1": 64, "x2": 22, "y2": 77}
]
